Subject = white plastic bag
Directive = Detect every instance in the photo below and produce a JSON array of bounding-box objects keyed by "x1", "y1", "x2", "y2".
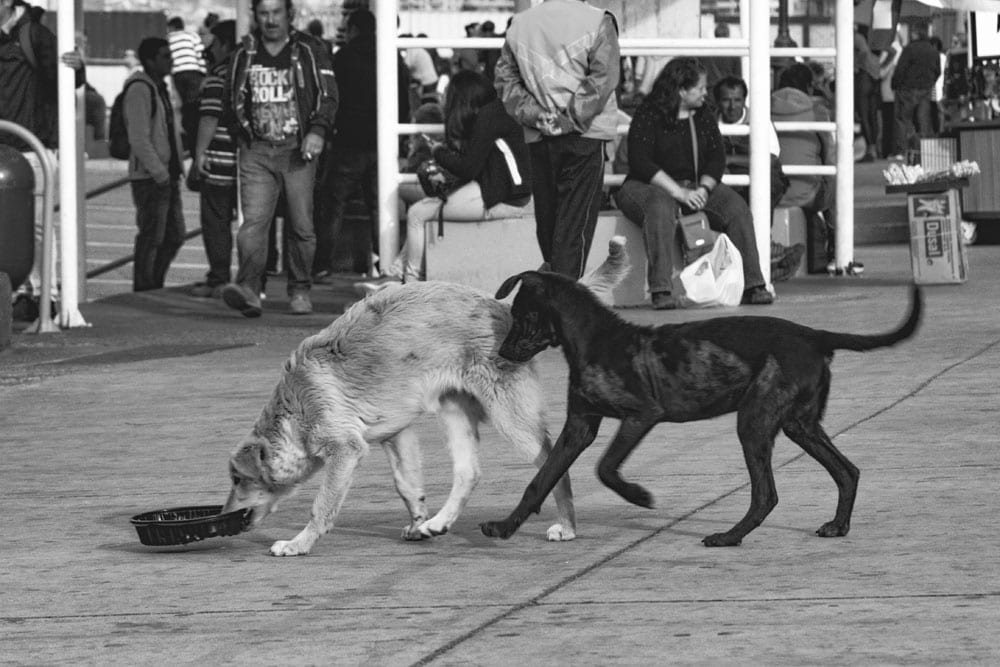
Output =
[{"x1": 677, "y1": 233, "x2": 744, "y2": 308}]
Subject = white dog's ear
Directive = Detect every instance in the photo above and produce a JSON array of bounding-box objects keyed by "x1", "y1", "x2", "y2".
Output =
[{"x1": 231, "y1": 439, "x2": 268, "y2": 482}]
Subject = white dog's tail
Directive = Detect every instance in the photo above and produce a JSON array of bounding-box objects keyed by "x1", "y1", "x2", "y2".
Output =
[{"x1": 580, "y1": 235, "x2": 630, "y2": 305}]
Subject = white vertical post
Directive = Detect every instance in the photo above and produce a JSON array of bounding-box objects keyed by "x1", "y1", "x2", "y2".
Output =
[
  {"x1": 834, "y1": 0, "x2": 855, "y2": 270},
  {"x1": 236, "y1": 1, "x2": 251, "y2": 40},
  {"x1": 375, "y1": 0, "x2": 400, "y2": 273},
  {"x1": 738, "y1": 0, "x2": 750, "y2": 87},
  {"x1": 57, "y1": 0, "x2": 87, "y2": 327},
  {"x1": 748, "y1": 0, "x2": 772, "y2": 286}
]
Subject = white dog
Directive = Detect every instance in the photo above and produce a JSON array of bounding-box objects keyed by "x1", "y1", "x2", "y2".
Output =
[{"x1": 222, "y1": 238, "x2": 629, "y2": 556}]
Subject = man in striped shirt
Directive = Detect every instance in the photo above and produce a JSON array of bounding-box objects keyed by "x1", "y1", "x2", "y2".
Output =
[
  {"x1": 190, "y1": 20, "x2": 237, "y2": 298},
  {"x1": 167, "y1": 16, "x2": 206, "y2": 152}
]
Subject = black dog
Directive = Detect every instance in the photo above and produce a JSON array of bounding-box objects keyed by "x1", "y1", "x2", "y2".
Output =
[{"x1": 480, "y1": 272, "x2": 921, "y2": 546}]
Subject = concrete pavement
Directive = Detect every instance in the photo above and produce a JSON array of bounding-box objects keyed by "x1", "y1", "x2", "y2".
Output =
[{"x1": 2, "y1": 241, "x2": 999, "y2": 665}]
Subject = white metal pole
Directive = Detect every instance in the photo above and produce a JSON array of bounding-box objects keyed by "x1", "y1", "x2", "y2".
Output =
[
  {"x1": 237, "y1": 2, "x2": 251, "y2": 41},
  {"x1": 375, "y1": 0, "x2": 400, "y2": 273},
  {"x1": 57, "y1": 0, "x2": 87, "y2": 327},
  {"x1": 739, "y1": 0, "x2": 750, "y2": 90},
  {"x1": 835, "y1": 0, "x2": 855, "y2": 271},
  {"x1": 748, "y1": 0, "x2": 772, "y2": 286}
]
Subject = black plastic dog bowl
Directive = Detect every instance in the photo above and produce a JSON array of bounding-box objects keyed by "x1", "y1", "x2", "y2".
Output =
[{"x1": 130, "y1": 505, "x2": 252, "y2": 546}]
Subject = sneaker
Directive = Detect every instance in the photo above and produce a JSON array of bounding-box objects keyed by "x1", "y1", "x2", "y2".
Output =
[
  {"x1": 222, "y1": 283, "x2": 263, "y2": 318},
  {"x1": 741, "y1": 286, "x2": 774, "y2": 305},
  {"x1": 651, "y1": 291, "x2": 677, "y2": 310},
  {"x1": 825, "y1": 260, "x2": 865, "y2": 276},
  {"x1": 190, "y1": 283, "x2": 224, "y2": 298},
  {"x1": 289, "y1": 293, "x2": 313, "y2": 315}
]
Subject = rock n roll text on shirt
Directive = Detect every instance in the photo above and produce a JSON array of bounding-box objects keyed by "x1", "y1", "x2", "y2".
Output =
[{"x1": 248, "y1": 45, "x2": 301, "y2": 143}]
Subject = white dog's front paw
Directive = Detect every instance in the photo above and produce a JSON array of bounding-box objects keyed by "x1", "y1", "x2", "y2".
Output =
[
  {"x1": 546, "y1": 523, "x2": 576, "y2": 541},
  {"x1": 417, "y1": 518, "x2": 449, "y2": 538},
  {"x1": 269, "y1": 539, "x2": 311, "y2": 556},
  {"x1": 402, "y1": 522, "x2": 430, "y2": 541}
]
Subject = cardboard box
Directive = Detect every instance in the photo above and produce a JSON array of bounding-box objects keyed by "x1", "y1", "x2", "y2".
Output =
[{"x1": 906, "y1": 188, "x2": 968, "y2": 284}]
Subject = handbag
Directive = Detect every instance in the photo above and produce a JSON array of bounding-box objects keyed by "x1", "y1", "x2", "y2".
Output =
[
  {"x1": 416, "y1": 159, "x2": 459, "y2": 200},
  {"x1": 677, "y1": 116, "x2": 717, "y2": 263},
  {"x1": 416, "y1": 159, "x2": 461, "y2": 238},
  {"x1": 678, "y1": 211, "x2": 718, "y2": 263}
]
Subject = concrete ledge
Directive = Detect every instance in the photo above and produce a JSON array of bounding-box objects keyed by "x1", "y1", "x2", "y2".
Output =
[
  {"x1": 424, "y1": 211, "x2": 649, "y2": 306},
  {"x1": 772, "y1": 206, "x2": 807, "y2": 277}
]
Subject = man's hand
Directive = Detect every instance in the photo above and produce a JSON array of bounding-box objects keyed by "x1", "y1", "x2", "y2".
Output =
[
  {"x1": 301, "y1": 132, "x2": 324, "y2": 162},
  {"x1": 537, "y1": 111, "x2": 575, "y2": 136},
  {"x1": 60, "y1": 50, "x2": 84, "y2": 71},
  {"x1": 195, "y1": 152, "x2": 209, "y2": 178}
]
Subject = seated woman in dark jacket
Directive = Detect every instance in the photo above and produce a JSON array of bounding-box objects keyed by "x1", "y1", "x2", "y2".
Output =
[
  {"x1": 389, "y1": 70, "x2": 532, "y2": 283},
  {"x1": 614, "y1": 57, "x2": 772, "y2": 309}
]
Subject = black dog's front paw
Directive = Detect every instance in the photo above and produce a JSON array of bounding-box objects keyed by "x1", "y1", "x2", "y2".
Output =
[
  {"x1": 623, "y1": 483, "x2": 655, "y2": 509},
  {"x1": 702, "y1": 532, "x2": 742, "y2": 547},
  {"x1": 480, "y1": 520, "x2": 515, "y2": 539},
  {"x1": 816, "y1": 521, "x2": 850, "y2": 537}
]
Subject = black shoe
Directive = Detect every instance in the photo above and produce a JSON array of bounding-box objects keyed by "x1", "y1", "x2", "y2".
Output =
[
  {"x1": 741, "y1": 286, "x2": 774, "y2": 305},
  {"x1": 222, "y1": 283, "x2": 263, "y2": 318}
]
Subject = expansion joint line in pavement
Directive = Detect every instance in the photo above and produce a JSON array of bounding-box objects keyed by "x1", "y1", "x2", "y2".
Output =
[{"x1": 411, "y1": 335, "x2": 1000, "y2": 667}]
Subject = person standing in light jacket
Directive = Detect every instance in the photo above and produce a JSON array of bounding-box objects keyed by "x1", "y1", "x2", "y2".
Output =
[
  {"x1": 123, "y1": 37, "x2": 185, "y2": 292},
  {"x1": 494, "y1": 0, "x2": 620, "y2": 279}
]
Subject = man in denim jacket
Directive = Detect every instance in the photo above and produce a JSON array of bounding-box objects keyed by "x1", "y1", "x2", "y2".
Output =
[{"x1": 221, "y1": 0, "x2": 337, "y2": 317}]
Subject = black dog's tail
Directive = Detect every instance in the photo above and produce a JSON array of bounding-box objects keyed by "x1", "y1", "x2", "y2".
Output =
[{"x1": 816, "y1": 284, "x2": 922, "y2": 353}]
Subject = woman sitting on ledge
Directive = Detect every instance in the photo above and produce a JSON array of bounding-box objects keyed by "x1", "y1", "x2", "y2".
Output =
[
  {"x1": 380, "y1": 70, "x2": 532, "y2": 284},
  {"x1": 614, "y1": 57, "x2": 772, "y2": 309}
]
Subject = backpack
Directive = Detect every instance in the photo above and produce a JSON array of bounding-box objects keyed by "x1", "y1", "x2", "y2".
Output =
[{"x1": 108, "y1": 79, "x2": 156, "y2": 160}]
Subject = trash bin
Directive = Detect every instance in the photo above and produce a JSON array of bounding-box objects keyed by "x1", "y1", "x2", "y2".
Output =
[{"x1": 0, "y1": 144, "x2": 35, "y2": 290}]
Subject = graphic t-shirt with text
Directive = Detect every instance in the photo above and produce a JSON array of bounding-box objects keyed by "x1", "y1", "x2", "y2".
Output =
[{"x1": 247, "y1": 44, "x2": 300, "y2": 143}]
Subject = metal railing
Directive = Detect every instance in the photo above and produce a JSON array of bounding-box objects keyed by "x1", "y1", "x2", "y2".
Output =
[{"x1": 377, "y1": 0, "x2": 858, "y2": 281}]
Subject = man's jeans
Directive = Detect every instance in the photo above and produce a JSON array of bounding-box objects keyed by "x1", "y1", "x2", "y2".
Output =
[
  {"x1": 236, "y1": 141, "x2": 317, "y2": 296},
  {"x1": 894, "y1": 87, "x2": 934, "y2": 155},
  {"x1": 130, "y1": 178, "x2": 185, "y2": 292}
]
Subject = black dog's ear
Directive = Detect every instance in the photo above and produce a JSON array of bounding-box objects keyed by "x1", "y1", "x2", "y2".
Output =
[{"x1": 495, "y1": 273, "x2": 527, "y2": 300}]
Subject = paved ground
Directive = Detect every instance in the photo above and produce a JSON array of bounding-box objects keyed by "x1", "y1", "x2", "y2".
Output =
[{"x1": 2, "y1": 239, "x2": 998, "y2": 664}]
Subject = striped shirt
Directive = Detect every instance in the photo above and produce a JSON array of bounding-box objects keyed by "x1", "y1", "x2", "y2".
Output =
[
  {"x1": 198, "y1": 59, "x2": 236, "y2": 187},
  {"x1": 168, "y1": 30, "x2": 206, "y2": 75}
]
